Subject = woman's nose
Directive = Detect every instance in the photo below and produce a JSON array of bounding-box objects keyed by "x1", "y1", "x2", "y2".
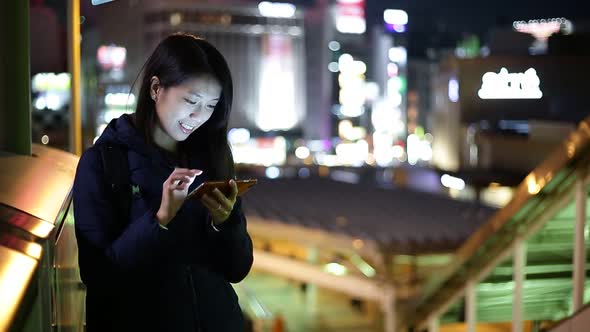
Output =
[{"x1": 189, "y1": 104, "x2": 203, "y2": 118}]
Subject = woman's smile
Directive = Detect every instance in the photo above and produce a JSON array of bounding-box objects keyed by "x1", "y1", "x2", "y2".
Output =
[{"x1": 178, "y1": 120, "x2": 197, "y2": 134}]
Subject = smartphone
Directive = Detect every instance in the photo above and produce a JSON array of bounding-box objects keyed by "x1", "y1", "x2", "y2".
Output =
[{"x1": 186, "y1": 179, "x2": 257, "y2": 200}]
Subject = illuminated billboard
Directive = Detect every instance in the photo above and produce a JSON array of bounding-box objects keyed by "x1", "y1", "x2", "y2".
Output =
[
  {"x1": 335, "y1": 0, "x2": 365, "y2": 34},
  {"x1": 456, "y1": 57, "x2": 590, "y2": 123}
]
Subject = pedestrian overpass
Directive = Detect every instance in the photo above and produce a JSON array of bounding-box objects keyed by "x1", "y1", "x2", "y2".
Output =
[
  {"x1": 404, "y1": 115, "x2": 590, "y2": 332},
  {"x1": 243, "y1": 115, "x2": 590, "y2": 332}
]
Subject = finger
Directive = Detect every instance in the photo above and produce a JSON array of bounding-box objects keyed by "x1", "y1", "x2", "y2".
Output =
[
  {"x1": 171, "y1": 168, "x2": 193, "y2": 174},
  {"x1": 202, "y1": 194, "x2": 228, "y2": 214},
  {"x1": 172, "y1": 170, "x2": 202, "y2": 188},
  {"x1": 201, "y1": 193, "x2": 219, "y2": 208},
  {"x1": 168, "y1": 175, "x2": 192, "y2": 186},
  {"x1": 170, "y1": 168, "x2": 203, "y2": 177},
  {"x1": 172, "y1": 175, "x2": 192, "y2": 182},
  {"x1": 186, "y1": 174, "x2": 199, "y2": 186},
  {"x1": 201, "y1": 197, "x2": 216, "y2": 213},
  {"x1": 164, "y1": 179, "x2": 188, "y2": 191},
  {"x1": 169, "y1": 181, "x2": 189, "y2": 191},
  {"x1": 173, "y1": 167, "x2": 202, "y2": 173},
  {"x1": 173, "y1": 184, "x2": 188, "y2": 191},
  {"x1": 228, "y1": 179, "x2": 238, "y2": 201},
  {"x1": 172, "y1": 167, "x2": 202, "y2": 175},
  {"x1": 171, "y1": 169, "x2": 201, "y2": 178},
  {"x1": 212, "y1": 188, "x2": 232, "y2": 210},
  {"x1": 201, "y1": 196, "x2": 224, "y2": 216}
]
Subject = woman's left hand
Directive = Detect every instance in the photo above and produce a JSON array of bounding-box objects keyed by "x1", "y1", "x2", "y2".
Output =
[{"x1": 201, "y1": 179, "x2": 238, "y2": 226}]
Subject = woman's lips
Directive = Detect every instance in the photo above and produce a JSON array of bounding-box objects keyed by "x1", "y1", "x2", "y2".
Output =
[{"x1": 179, "y1": 121, "x2": 196, "y2": 134}]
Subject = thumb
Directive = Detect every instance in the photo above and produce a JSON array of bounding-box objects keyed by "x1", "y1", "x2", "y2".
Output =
[{"x1": 187, "y1": 169, "x2": 202, "y2": 185}]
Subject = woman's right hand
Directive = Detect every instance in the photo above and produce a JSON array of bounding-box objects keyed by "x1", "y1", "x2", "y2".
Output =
[{"x1": 157, "y1": 168, "x2": 202, "y2": 226}]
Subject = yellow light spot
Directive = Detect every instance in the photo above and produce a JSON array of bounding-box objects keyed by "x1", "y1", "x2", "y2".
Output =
[
  {"x1": 579, "y1": 122, "x2": 590, "y2": 136},
  {"x1": 352, "y1": 239, "x2": 364, "y2": 250},
  {"x1": 24, "y1": 242, "x2": 42, "y2": 260},
  {"x1": 170, "y1": 13, "x2": 182, "y2": 26},
  {"x1": 0, "y1": 248, "x2": 38, "y2": 330},
  {"x1": 567, "y1": 143, "x2": 576, "y2": 158},
  {"x1": 324, "y1": 262, "x2": 347, "y2": 276},
  {"x1": 544, "y1": 171, "x2": 553, "y2": 183},
  {"x1": 527, "y1": 175, "x2": 541, "y2": 195}
]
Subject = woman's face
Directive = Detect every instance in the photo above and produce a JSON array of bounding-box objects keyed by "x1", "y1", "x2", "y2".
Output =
[{"x1": 151, "y1": 74, "x2": 222, "y2": 142}]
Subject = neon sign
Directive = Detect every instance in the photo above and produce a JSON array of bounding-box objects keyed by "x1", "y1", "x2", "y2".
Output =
[
  {"x1": 478, "y1": 68, "x2": 542, "y2": 100},
  {"x1": 335, "y1": 0, "x2": 366, "y2": 34},
  {"x1": 513, "y1": 18, "x2": 572, "y2": 40},
  {"x1": 97, "y1": 45, "x2": 126, "y2": 70}
]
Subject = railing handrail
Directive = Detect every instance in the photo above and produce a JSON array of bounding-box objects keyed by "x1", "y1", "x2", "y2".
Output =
[{"x1": 407, "y1": 115, "x2": 590, "y2": 328}]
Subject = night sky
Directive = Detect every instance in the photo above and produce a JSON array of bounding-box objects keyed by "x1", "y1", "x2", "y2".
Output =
[
  {"x1": 38, "y1": 0, "x2": 588, "y2": 58},
  {"x1": 366, "y1": 0, "x2": 587, "y2": 56}
]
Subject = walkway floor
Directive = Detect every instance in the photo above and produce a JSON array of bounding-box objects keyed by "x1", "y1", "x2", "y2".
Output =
[{"x1": 236, "y1": 270, "x2": 383, "y2": 332}]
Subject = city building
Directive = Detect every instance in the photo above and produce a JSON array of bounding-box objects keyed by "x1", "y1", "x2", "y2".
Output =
[{"x1": 84, "y1": 0, "x2": 308, "y2": 159}]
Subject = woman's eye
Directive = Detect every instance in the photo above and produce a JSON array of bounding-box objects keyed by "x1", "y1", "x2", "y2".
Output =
[
  {"x1": 184, "y1": 98, "x2": 197, "y2": 105},
  {"x1": 207, "y1": 105, "x2": 216, "y2": 109}
]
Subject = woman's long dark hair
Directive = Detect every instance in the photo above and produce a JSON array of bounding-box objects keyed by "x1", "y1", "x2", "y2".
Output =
[{"x1": 133, "y1": 32, "x2": 235, "y2": 180}]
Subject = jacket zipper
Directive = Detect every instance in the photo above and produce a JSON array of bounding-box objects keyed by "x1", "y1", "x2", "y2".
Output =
[{"x1": 186, "y1": 265, "x2": 202, "y2": 332}]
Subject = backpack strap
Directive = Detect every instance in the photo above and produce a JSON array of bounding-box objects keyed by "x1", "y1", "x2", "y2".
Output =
[{"x1": 97, "y1": 144, "x2": 131, "y2": 228}]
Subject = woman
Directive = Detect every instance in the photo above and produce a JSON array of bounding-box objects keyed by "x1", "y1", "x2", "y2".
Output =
[{"x1": 73, "y1": 33, "x2": 253, "y2": 332}]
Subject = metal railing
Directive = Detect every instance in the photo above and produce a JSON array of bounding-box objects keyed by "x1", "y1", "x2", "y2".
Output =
[{"x1": 407, "y1": 115, "x2": 590, "y2": 330}]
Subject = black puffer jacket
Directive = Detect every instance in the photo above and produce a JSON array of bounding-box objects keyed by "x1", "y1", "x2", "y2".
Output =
[{"x1": 73, "y1": 114, "x2": 253, "y2": 331}]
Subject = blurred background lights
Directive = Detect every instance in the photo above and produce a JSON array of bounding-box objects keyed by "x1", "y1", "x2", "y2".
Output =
[
  {"x1": 34, "y1": 97, "x2": 47, "y2": 110},
  {"x1": 328, "y1": 62, "x2": 339, "y2": 73},
  {"x1": 97, "y1": 45, "x2": 126, "y2": 70},
  {"x1": 169, "y1": 12, "x2": 182, "y2": 26},
  {"x1": 335, "y1": 16, "x2": 366, "y2": 34},
  {"x1": 388, "y1": 47, "x2": 407, "y2": 64},
  {"x1": 441, "y1": 174, "x2": 466, "y2": 190},
  {"x1": 448, "y1": 78, "x2": 459, "y2": 102},
  {"x1": 228, "y1": 128, "x2": 251, "y2": 145},
  {"x1": 298, "y1": 167, "x2": 310, "y2": 178},
  {"x1": 324, "y1": 262, "x2": 347, "y2": 276},
  {"x1": 387, "y1": 63, "x2": 398, "y2": 77},
  {"x1": 383, "y1": 9, "x2": 408, "y2": 25},
  {"x1": 104, "y1": 93, "x2": 135, "y2": 107},
  {"x1": 364, "y1": 82, "x2": 379, "y2": 101},
  {"x1": 295, "y1": 146, "x2": 310, "y2": 159},
  {"x1": 265, "y1": 166, "x2": 281, "y2": 179},
  {"x1": 338, "y1": 53, "x2": 354, "y2": 67},
  {"x1": 328, "y1": 41, "x2": 341, "y2": 51},
  {"x1": 258, "y1": 2, "x2": 296, "y2": 18}
]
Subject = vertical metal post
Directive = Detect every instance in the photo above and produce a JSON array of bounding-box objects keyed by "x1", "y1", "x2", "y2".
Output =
[
  {"x1": 306, "y1": 247, "x2": 318, "y2": 316},
  {"x1": 573, "y1": 179, "x2": 587, "y2": 311},
  {"x1": 382, "y1": 285, "x2": 396, "y2": 332},
  {"x1": 466, "y1": 283, "x2": 477, "y2": 332},
  {"x1": 0, "y1": 0, "x2": 32, "y2": 156},
  {"x1": 68, "y1": 0, "x2": 82, "y2": 155},
  {"x1": 513, "y1": 242, "x2": 526, "y2": 332},
  {"x1": 428, "y1": 316, "x2": 439, "y2": 332}
]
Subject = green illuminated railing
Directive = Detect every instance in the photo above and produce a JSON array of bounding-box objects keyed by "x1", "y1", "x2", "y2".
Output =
[{"x1": 407, "y1": 116, "x2": 590, "y2": 329}]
